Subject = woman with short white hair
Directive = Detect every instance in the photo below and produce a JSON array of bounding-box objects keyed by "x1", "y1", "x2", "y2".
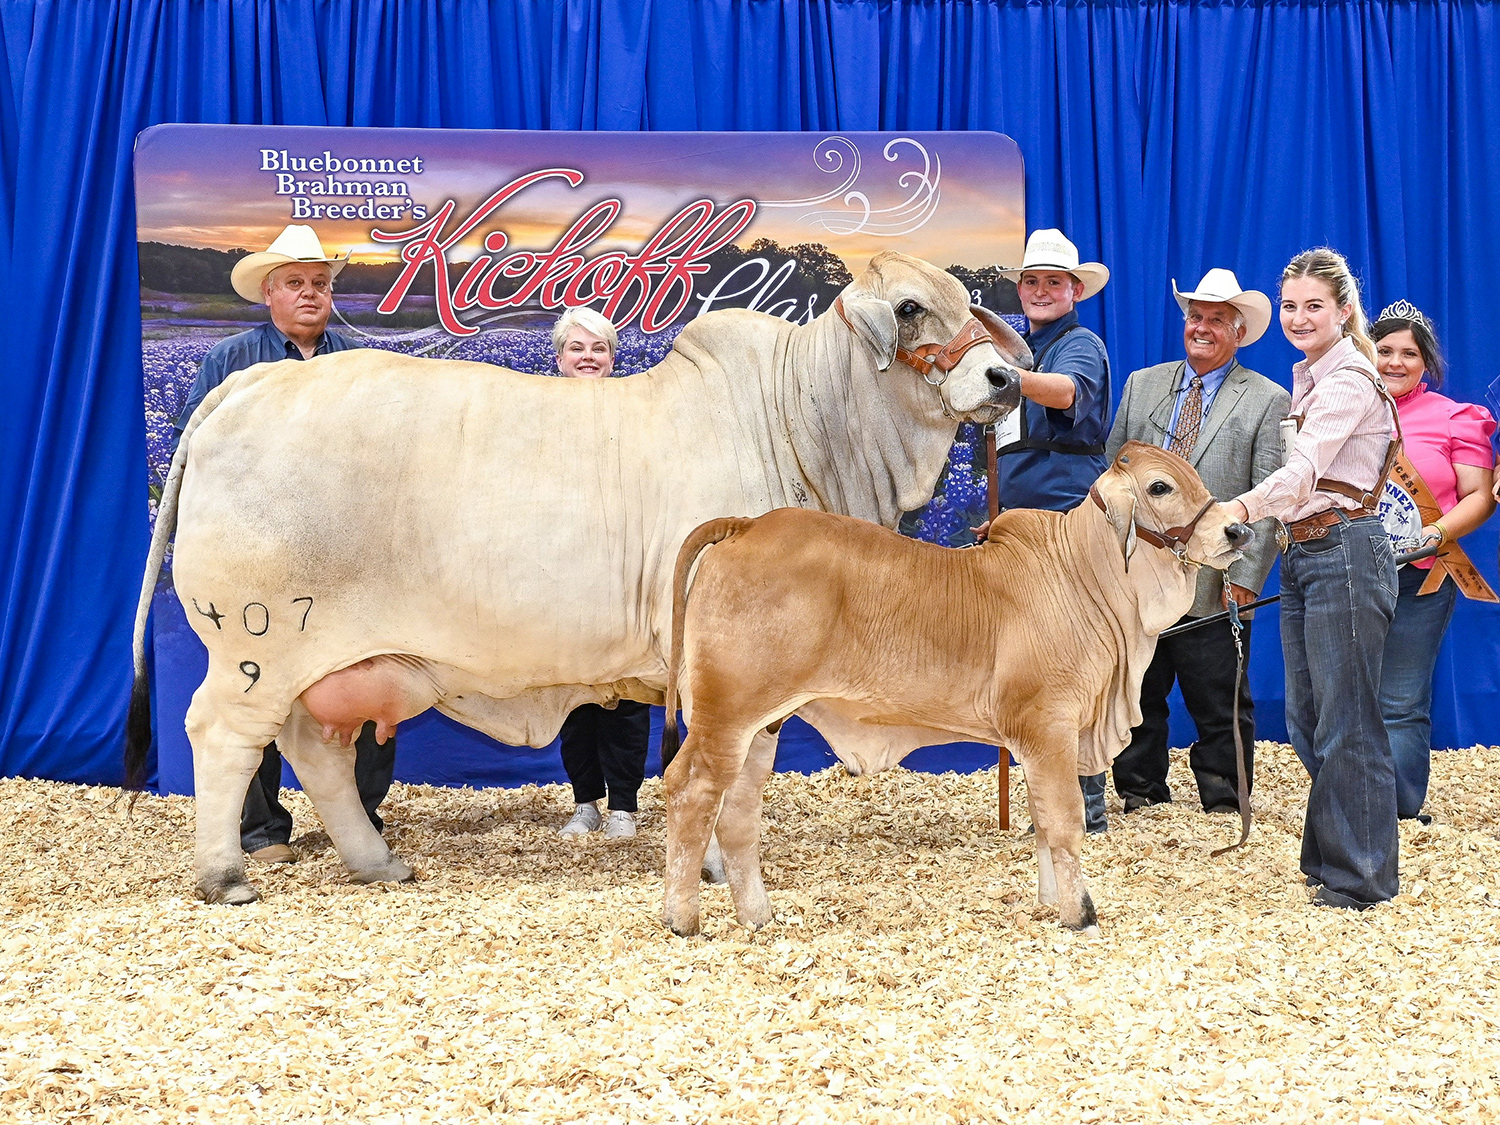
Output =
[
  {"x1": 550, "y1": 308, "x2": 652, "y2": 838},
  {"x1": 552, "y1": 307, "x2": 618, "y2": 378}
]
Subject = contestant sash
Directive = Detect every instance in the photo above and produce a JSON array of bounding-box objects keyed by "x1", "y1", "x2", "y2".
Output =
[{"x1": 1384, "y1": 452, "x2": 1498, "y2": 602}]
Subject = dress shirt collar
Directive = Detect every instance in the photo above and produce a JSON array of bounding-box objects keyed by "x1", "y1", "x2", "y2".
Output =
[
  {"x1": 1178, "y1": 357, "x2": 1234, "y2": 396},
  {"x1": 1025, "y1": 308, "x2": 1080, "y2": 352},
  {"x1": 1294, "y1": 334, "x2": 1372, "y2": 385},
  {"x1": 266, "y1": 320, "x2": 330, "y2": 359}
]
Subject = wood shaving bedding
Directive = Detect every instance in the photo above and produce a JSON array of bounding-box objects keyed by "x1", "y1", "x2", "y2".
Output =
[{"x1": 1, "y1": 741, "x2": 1497, "y2": 1124}]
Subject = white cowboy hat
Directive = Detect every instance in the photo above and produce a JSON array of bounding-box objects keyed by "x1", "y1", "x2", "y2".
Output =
[
  {"x1": 999, "y1": 228, "x2": 1110, "y2": 300},
  {"x1": 230, "y1": 224, "x2": 348, "y2": 304},
  {"x1": 1172, "y1": 268, "x2": 1272, "y2": 347}
]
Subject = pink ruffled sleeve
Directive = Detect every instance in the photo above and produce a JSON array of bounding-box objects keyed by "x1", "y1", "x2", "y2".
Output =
[{"x1": 1448, "y1": 401, "x2": 1497, "y2": 467}]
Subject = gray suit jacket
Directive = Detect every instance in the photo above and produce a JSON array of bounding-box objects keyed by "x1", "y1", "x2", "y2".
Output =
[{"x1": 1106, "y1": 359, "x2": 1292, "y2": 618}]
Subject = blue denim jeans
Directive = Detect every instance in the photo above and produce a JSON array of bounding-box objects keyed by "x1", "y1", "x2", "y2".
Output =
[
  {"x1": 240, "y1": 723, "x2": 396, "y2": 852},
  {"x1": 1280, "y1": 513, "x2": 1398, "y2": 907},
  {"x1": 1080, "y1": 772, "x2": 1108, "y2": 834},
  {"x1": 1380, "y1": 565, "x2": 1457, "y2": 820}
]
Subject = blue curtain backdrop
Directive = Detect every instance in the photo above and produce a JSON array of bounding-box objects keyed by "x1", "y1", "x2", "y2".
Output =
[{"x1": 2, "y1": 0, "x2": 1498, "y2": 787}]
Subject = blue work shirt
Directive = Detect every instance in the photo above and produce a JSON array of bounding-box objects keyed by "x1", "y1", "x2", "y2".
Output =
[
  {"x1": 996, "y1": 309, "x2": 1111, "y2": 512},
  {"x1": 172, "y1": 322, "x2": 353, "y2": 447},
  {"x1": 1162, "y1": 359, "x2": 1233, "y2": 449}
]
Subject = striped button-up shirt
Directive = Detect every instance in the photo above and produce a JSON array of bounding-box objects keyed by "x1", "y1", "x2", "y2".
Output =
[{"x1": 1238, "y1": 336, "x2": 1393, "y2": 524}]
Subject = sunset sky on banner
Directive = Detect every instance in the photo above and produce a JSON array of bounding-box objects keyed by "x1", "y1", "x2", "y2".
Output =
[{"x1": 134, "y1": 125, "x2": 1025, "y2": 271}]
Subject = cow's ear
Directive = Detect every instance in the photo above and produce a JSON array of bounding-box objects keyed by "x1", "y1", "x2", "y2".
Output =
[
  {"x1": 971, "y1": 305, "x2": 1033, "y2": 370},
  {"x1": 1095, "y1": 477, "x2": 1139, "y2": 569},
  {"x1": 839, "y1": 296, "x2": 898, "y2": 371}
]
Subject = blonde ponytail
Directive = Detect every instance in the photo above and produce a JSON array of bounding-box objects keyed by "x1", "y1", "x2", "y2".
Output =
[{"x1": 1282, "y1": 248, "x2": 1377, "y2": 364}]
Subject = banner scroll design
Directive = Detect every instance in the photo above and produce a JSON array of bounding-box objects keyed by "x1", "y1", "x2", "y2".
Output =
[{"x1": 760, "y1": 137, "x2": 942, "y2": 238}]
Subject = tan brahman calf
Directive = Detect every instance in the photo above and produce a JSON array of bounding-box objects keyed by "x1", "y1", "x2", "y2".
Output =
[{"x1": 660, "y1": 442, "x2": 1252, "y2": 935}]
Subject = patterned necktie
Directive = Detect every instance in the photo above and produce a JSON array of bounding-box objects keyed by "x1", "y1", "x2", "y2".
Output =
[{"x1": 1169, "y1": 375, "x2": 1205, "y2": 458}]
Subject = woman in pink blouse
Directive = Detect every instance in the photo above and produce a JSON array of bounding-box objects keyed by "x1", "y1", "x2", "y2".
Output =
[
  {"x1": 1224, "y1": 248, "x2": 1399, "y2": 909},
  {"x1": 1371, "y1": 302, "x2": 1496, "y2": 823}
]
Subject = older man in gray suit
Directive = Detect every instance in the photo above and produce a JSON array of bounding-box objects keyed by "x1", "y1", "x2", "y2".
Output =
[{"x1": 1106, "y1": 269, "x2": 1291, "y2": 814}]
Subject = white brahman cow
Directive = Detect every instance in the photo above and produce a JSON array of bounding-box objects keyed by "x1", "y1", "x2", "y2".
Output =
[
  {"x1": 127, "y1": 252, "x2": 1027, "y2": 904},
  {"x1": 659, "y1": 444, "x2": 1252, "y2": 934}
]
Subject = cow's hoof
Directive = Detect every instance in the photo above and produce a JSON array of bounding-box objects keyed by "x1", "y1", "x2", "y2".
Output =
[
  {"x1": 701, "y1": 840, "x2": 729, "y2": 885},
  {"x1": 195, "y1": 878, "x2": 259, "y2": 906},
  {"x1": 663, "y1": 910, "x2": 701, "y2": 938},
  {"x1": 350, "y1": 857, "x2": 415, "y2": 885}
]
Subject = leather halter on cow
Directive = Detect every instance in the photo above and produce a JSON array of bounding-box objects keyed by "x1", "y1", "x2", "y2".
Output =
[{"x1": 833, "y1": 295, "x2": 1000, "y2": 386}]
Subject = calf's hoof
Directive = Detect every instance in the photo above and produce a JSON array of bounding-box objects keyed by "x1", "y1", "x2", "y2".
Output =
[
  {"x1": 733, "y1": 890, "x2": 773, "y2": 930},
  {"x1": 350, "y1": 857, "x2": 416, "y2": 885},
  {"x1": 737, "y1": 912, "x2": 771, "y2": 933},
  {"x1": 195, "y1": 876, "x2": 259, "y2": 906},
  {"x1": 662, "y1": 907, "x2": 701, "y2": 938}
]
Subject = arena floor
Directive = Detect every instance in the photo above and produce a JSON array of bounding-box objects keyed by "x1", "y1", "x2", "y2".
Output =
[{"x1": 2, "y1": 741, "x2": 1497, "y2": 1123}]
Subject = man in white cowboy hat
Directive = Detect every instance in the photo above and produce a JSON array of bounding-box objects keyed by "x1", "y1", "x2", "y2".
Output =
[
  {"x1": 173, "y1": 224, "x2": 353, "y2": 438},
  {"x1": 994, "y1": 227, "x2": 1115, "y2": 831},
  {"x1": 172, "y1": 223, "x2": 395, "y2": 866},
  {"x1": 1105, "y1": 268, "x2": 1290, "y2": 816}
]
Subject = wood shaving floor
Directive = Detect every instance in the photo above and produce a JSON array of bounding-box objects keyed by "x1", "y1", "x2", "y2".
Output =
[{"x1": 2, "y1": 740, "x2": 1497, "y2": 1123}]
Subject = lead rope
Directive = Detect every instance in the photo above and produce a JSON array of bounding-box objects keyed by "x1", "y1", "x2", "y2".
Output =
[
  {"x1": 986, "y1": 423, "x2": 1011, "y2": 831},
  {"x1": 1211, "y1": 570, "x2": 1252, "y2": 856}
]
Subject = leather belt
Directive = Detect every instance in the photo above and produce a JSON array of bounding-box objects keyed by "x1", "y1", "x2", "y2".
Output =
[{"x1": 1277, "y1": 506, "x2": 1374, "y2": 549}]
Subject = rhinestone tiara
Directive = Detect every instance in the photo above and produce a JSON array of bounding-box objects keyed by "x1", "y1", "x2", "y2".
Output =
[{"x1": 1376, "y1": 299, "x2": 1429, "y2": 328}]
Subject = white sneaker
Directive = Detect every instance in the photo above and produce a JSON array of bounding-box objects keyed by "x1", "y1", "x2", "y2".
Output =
[
  {"x1": 559, "y1": 802, "x2": 602, "y2": 836},
  {"x1": 603, "y1": 810, "x2": 637, "y2": 839}
]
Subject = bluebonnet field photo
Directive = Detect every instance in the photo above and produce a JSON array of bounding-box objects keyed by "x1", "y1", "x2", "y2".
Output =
[{"x1": 137, "y1": 125, "x2": 1029, "y2": 547}]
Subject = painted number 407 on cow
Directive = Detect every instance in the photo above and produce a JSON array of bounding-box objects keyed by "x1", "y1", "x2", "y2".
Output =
[{"x1": 191, "y1": 595, "x2": 315, "y2": 638}]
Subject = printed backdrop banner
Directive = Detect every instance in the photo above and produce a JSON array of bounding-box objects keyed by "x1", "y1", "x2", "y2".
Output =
[{"x1": 136, "y1": 124, "x2": 1026, "y2": 795}]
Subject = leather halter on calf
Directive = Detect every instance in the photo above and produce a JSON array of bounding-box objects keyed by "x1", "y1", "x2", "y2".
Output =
[
  {"x1": 1091, "y1": 480, "x2": 1252, "y2": 855},
  {"x1": 833, "y1": 295, "x2": 998, "y2": 386},
  {"x1": 1088, "y1": 485, "x2": 1217, "y2": 561}
]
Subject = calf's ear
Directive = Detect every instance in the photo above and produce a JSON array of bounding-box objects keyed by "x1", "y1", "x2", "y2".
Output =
[
  {"x1": 1094, "y1": 476, "x2": 1139, "y2": 570},
  {"x1": 971, "y1": 305, "x2": 1033, "y2": 370},
  {"x1": 838, "y1": 295, "x2": 898, "y2": 371}
]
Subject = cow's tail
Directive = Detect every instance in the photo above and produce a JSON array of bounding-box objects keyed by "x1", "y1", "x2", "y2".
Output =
[
  {"x1": 661, "y1": 517, "x2": 756, "y2": 771},
  {"x1": 124, "y1": 383, "x2": 234, "y2": 795}
]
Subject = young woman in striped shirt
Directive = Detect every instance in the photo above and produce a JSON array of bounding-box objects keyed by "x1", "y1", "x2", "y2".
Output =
[{"x1": 1225, "y1": 248, "x2": 1400, "y2": 910}]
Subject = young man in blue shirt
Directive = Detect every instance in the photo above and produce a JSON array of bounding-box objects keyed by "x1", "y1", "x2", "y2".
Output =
[{"x1": 997, "y1": 228, "x2": 1114, "y2": 832}]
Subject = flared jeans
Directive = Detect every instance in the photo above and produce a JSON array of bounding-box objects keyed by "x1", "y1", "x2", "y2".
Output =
[{"x1": 1280, "y1": 513, "x2": 1399, "y2": 907}]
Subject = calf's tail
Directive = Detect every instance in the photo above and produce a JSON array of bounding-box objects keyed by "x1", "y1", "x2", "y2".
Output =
[
  {"x1": 661, "y1": 517, "x2": 756, "y2": 771},
  {"x1": 124, "y1": 382, "x2": 235, "y2": 793}
]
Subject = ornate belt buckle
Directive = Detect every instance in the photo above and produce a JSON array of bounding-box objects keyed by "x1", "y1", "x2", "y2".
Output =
[{"x1": 1276, "y1": 521, "x2": 1291, "y2": 553}]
